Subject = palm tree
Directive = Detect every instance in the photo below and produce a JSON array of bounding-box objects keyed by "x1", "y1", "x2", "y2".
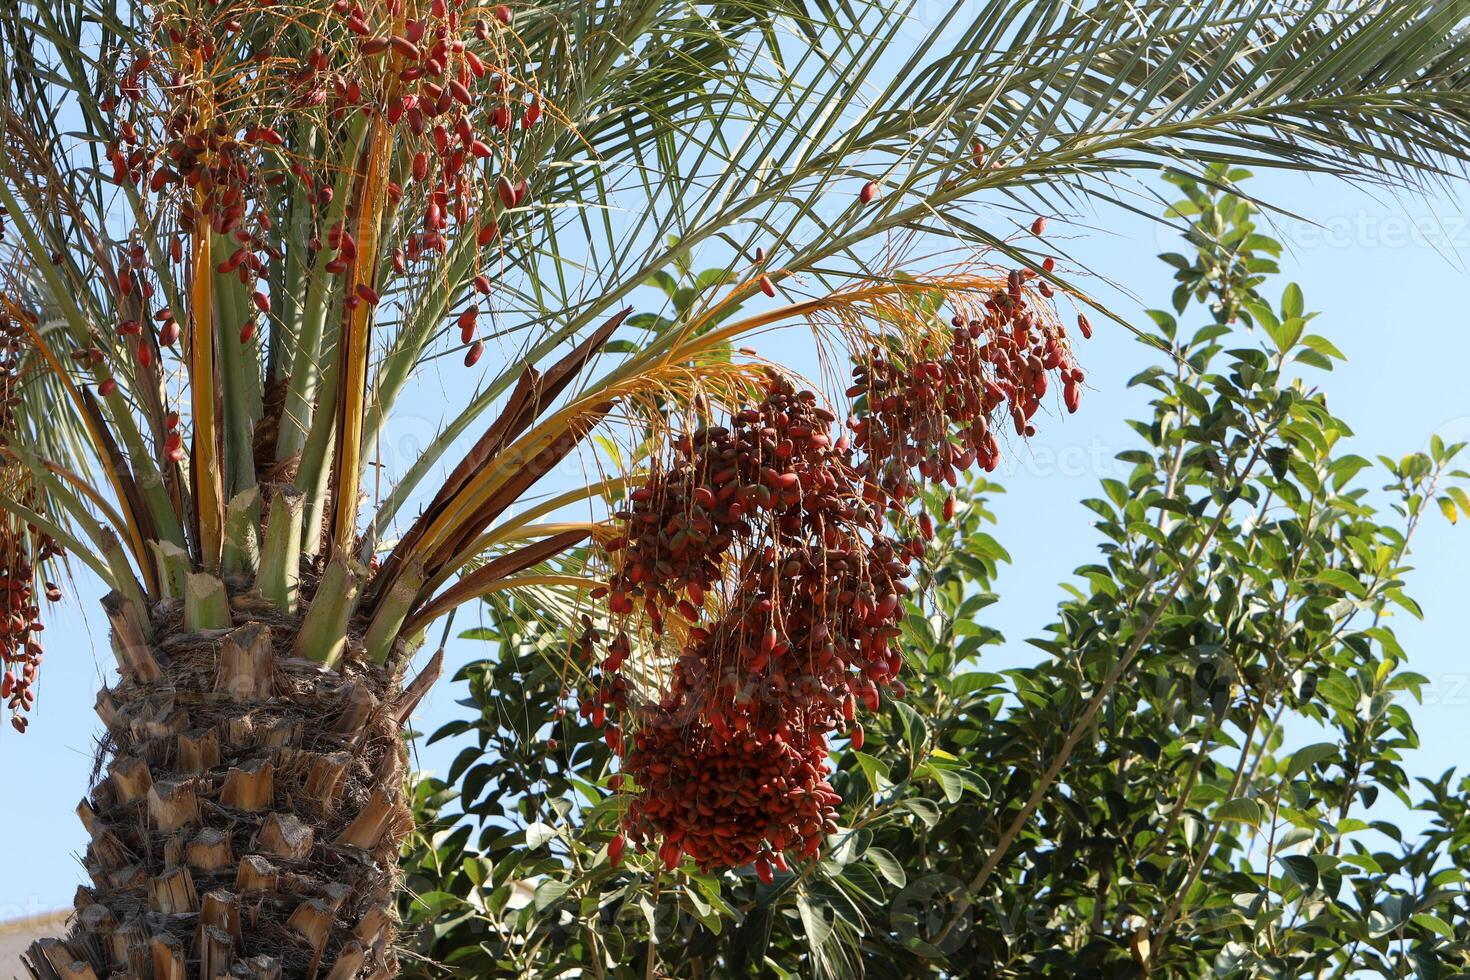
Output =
[{"x1": 5, "y1": 0, "x2": 1470, "y2": 976}]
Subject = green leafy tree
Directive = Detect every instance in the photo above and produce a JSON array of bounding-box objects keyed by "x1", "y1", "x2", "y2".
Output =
[{"x1": 403, "y1": 174, "x2": 1470, "y2": 978}]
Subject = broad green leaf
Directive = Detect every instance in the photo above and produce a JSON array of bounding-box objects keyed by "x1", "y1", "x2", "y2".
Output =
[
  {"x1": 1284, "y1": 742, "x2": 1339, "y2": 779},
  {"x1": 525, "y1": 823, "x2": 559, "y2": 849},
  {"x1": 866, "y1": 847, "x2": 907, "y2": 888},
  {"x1": 797, "y1": 893, "x2": 836, "y2": 949},
  {"x1": 1279, "y1": 854, "x2": 1319, "y2": 892},
  {"x1": 533, "y1": 879, "x2": 572, "y2": 911},
  {"x1": 1411, "y1": 912, "x2": 1455, "y2": 939},
  {"x1": 1214, "y1": 797, "x2": 1264, "y2": 828}
]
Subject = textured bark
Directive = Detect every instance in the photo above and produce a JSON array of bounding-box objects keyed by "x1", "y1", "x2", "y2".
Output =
[{"x1": 24, "y1": 572, "x2": 416, "y2": 980}]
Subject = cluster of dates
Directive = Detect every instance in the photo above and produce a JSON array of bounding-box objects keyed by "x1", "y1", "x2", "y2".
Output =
[
  {"x1": 604, "y1": 378, "x2": 857, "y2": 623},
  {"x1": 851, "y1": 281, "x2": 1084, "y2": 515},
  {"x1": 0, "y1": 313, "x2": 63, "y2": 733},
  {"x1": 96, "y1": 0, "x2": 538, "y2": 390},
  {"x1": 658, "y1": 538, "x2": 906, "y2": 741},
  {"x1": 620, "y1": 705, "x2": 843, "y2": 876},
  {"x1": 595, "y1": 276, "x2": 1087, "y2": 872},
  {"x1": 0, "y1": 538, "x2": 55, "y2": 734},
  {"x1": 615, "y1": 534, "x2": 906, "y2": 872},
  {"x1": 595, "y1": 375, "x2": 910, "y2": 871}
]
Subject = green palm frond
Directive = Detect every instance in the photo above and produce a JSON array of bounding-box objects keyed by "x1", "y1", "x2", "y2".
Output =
[{"x1": 376, "y1": 0, "x2": 1470, "y2": 537}]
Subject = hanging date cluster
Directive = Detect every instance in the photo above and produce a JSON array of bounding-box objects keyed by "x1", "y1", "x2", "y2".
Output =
[
  {"x1": 851, "y1": 275, "x2": 1084, "y2": 520},
  {"x1": 619, "y1": 703, "x2": 843, "y2": 875},
  {"x1": 603, "y1": 376, "x2": 859, "y2": 624},
  {"x1": 597, "y1": 375, "x2": 911, "y2": 871},
  {"x1": 598, "y1": 257, "x2": 1089, "y2": 872},
  {"x1": 0, "y1": 312, "x2": 64, "y2": 733},
  {"x1": 615, "y1": 533, "x2": 909, "y2": 872}
]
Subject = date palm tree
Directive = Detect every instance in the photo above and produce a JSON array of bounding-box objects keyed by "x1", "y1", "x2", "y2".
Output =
[{"x1": 5, "y1": 0, "x2": 1470, "y2": 976}]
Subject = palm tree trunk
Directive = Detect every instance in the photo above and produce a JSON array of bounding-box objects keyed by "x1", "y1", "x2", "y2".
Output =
[{"x1": 23, "y1": 569, "x2": 414, "y2": 980}]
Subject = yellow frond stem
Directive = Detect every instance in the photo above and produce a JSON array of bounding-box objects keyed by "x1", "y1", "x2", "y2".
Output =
[
  {"x1": 190, "y1": 214, "x2": 223, "y2": 570},
  {"x1": 680, "y1": 272, "x2": 1018, "y2": 360},
  {"x1": 330, "y1": 116, "x2": 391, "y2": 557},
  {"x1": 491, "y1": 476, "x2": 631, "y2": 535},
  {"x1": 423, "y1": 520, "x2": 616, "y2": 599},
  {"x1": 476, "y1": 574, "x2": 597, "y2": 594},
  {"x1": 407, "y1": 573, "x2": 598, "y2": 634},
  {"x1": 559, "y1": 273, "x2": 1025, "y2": 445},
  {"x1": 460, "y1": 479, "x2": 632, "y2": 554},
  {"x1": 409, "y1": 424, "x2": 585, "y2": 564},
  {"x1": 392, "y1": 477, "x2": 628, "y2": 610},
  {"x1": 476, "y1": 521, "x2": 611, "y2": 548}
]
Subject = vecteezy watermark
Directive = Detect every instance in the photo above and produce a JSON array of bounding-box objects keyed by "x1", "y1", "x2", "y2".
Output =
[
  {"x1": 890, "y1": 873, "x2": 974, "y2": 954},
  {"x1": 1285, "y1": 211, "x2": 1470, "y2": 251},
  {"x1": 1155, "y1": 208, "x2": 1470, "y2": 254},
  {"x1": 1414, "y1": 673, "x2": 1470, "y2": 709},
  {"x1": 1433, "y1": 415, "x2": 1470, "y2": 456},
  {"x1": 994, "y1": 437, "x2": 1130, "y2": 481},
  {"x1": 0, "y1": 897, "x2": 65, "y2": 930}
]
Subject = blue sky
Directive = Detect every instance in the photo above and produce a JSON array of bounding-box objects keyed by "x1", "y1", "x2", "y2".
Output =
[{"x1": 2, "y1": 167, "x2": 1467, "y2": 917}]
